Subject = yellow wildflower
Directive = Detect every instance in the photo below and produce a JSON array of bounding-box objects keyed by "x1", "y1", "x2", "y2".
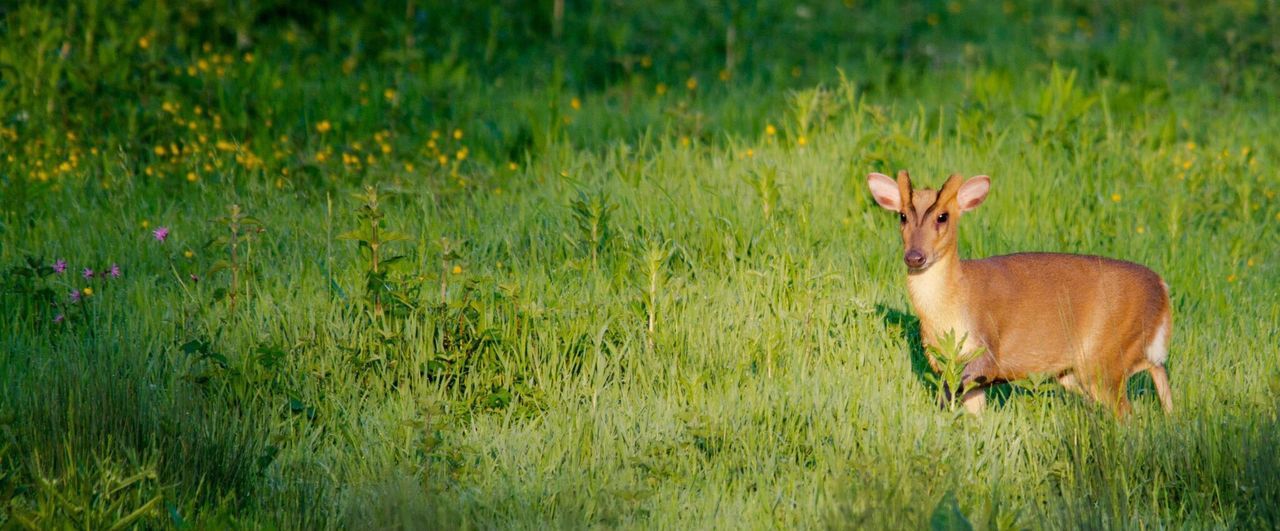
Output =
[{"x1": 316, "y1": 120, "x2": 332, "y2": 134}]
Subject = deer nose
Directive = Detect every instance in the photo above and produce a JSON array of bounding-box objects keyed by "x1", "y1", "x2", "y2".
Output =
[{"x1": 904, "y1": 250, "x2": 927, "y2": 268}]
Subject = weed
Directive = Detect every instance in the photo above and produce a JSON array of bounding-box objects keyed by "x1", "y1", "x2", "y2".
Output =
[{"x1": 924, "y1": 330, "x2": 986, "y2": 412}]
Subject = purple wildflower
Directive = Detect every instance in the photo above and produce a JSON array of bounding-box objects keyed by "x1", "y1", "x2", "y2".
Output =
[
  {"x1": 70, "y1": 290, "x2": 82, "y2": 303},
  {"x1": 153, "y1": 226, "x2": 170, "y2": 242},
  {"x1": 53, "y1": 259, "x2": 67, "y2": 274},
  {"x1": 109, "y1": 264, "x2": 121, "y2": 278},
  {"x1": 53, "y1": 313, "x2": 64, "y2": 324},
  {"x1": 82, "y1": 267, "x2": 94, "y2": 279}
]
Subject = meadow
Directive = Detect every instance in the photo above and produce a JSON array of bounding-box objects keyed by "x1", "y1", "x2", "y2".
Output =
[{"x1": 1, "y1": 1, "x2": 1278, "y2": 528}]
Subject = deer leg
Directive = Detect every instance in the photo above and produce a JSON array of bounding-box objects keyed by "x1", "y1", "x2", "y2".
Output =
[
  {"x1": 961, "y1": 387, "x2": 987, "y2": 415},
  {"x1": 957, "y1": 355, "x2": 994, "y2": 415},
  {"x1": 1057, "y1": 372, "x2": 1085, "y2": 395},
  {"x1": 1088, "y1": 368, "x2": 1132, "y2": 419},
  {"x1": 1149, "y1": 365, "x2": 1174, "y2": 414}
]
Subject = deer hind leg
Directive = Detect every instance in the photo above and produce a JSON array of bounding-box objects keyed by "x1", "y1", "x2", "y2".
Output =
[
  {"x1": 1079, "y1": 365, "x2": 1132, "y2": 419},
  {"x1": 1148, "y1": 365, "x2": 1174, "y2": 414}
]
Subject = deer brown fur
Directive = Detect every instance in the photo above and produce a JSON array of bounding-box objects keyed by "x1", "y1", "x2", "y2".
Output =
[{"x1": 868, "y1": 170, "x2": 1173, "y2": 417}]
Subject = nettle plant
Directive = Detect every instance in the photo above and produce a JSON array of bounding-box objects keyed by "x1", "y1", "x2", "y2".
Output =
[
  {"x1": 925, "y1": 330, "x2": 986, "y2": 412},
  {"x1": 746, "y1": 165, "x2": 781, "y2": 221},
  {"x1": 629, "y1": 230, "x2": 681, "y2": 355},
  {"x1": 339, "y1": 186, "x2": 419, "y2": 321},
  {"x1": 568, "y1": 189, "x2": 616, "y2": 271},
  {"x1": 206, "y1": 204, "x2": 265, "y2": 312}
]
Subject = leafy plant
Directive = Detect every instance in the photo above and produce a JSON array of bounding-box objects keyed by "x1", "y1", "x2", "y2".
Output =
[
  {"x1": 206, "y1": 204, "x2": 264, "y2": 312},
  {"x1": 925, "y1": 330, "x2": 986, "y2": 412},
  {"x1": 338, "y1": 186, "x2": 416, "y2": 319},
  {"x1": 7, "y1": 450, "x2": 164, "y2": 529},
  {"x1": 634, "y1": 235, "x2": 674, "y2": 354},
  {"x1": 747, "y1": 165, "x2": 780, "y2": 221},
  {"x1": 569, "y1": 190, "x2": 616, "y2": 270}
]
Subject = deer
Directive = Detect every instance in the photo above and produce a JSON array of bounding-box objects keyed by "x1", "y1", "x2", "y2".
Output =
[{"x1": 867, "y1": 170, "x2": 1173, "y2": 417}]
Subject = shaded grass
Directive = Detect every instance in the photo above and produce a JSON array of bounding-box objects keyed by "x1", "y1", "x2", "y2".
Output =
[{"x1": 2, "y1": 0, "x2": 1280, "y2": 528}]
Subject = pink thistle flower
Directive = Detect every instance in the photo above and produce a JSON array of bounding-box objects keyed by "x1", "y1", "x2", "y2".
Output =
[
  {"x1": 53, "y1": 313, "x2": 64, "y2": 324},
  {"x1": 153, "y1": 227, "x2": 170, "y2": 242},
  {"x1": 70, "y1": 290, "x2": 81, "y2": 303},
  {"x1": 109, "y1": 264, "x2": 121, "y2": 278},
  {"x1": 53, "y1": 259, "x2": 67, "y2": 274},
  {"x1": 82, "y1": 267, "x2": 94, "y2": 279}
]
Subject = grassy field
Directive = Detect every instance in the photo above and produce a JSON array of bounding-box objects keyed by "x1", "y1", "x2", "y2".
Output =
[{"x1": 1, "y1": 1, "x2": 1279, "y2": 528}]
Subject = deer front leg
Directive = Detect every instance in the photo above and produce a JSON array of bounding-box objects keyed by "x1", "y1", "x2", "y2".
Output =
[{"x1": 958, "y1": 353, "x2": 996, "y2": 415}]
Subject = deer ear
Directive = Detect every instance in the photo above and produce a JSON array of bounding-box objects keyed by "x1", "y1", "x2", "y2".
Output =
[
  {"x1": 957, "y1": 175, "x2": 990, "y2": 212},
  {"x1": 867, "y1": 173, "x2": 902, "y2": 211}
]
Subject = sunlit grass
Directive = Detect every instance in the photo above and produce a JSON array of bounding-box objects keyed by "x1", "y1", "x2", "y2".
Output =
[{"x1": 2, "y1": 1, "x2": 1279, "y2": 528}]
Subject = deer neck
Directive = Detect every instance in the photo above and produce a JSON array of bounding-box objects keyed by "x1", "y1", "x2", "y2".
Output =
[{"x1": 905, "y1": 251, "x2": 968, "y2": 342}]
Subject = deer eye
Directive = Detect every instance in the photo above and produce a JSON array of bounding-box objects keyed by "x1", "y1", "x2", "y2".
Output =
[
  {"x1": 899, "y1": 212, "x2": 907, "y2": 224},
  {"x1": 936, "y1": 212, "x2": 949, "y2": 224}
]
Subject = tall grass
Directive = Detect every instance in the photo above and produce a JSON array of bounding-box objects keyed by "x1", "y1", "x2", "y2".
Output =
[{"x1": 1, "y1": 0, "x2": 1278, "y2": 528}]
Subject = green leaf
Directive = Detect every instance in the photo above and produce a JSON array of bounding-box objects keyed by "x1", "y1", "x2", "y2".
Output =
[
  {"x1": 336, "y1": 229, "x2": 369, "y2": 241},
  {"x1": 206, "y1": 235, "x2": 230, "y2": 249},
  {"x1": 329, "y1": 278, "x2": 347, "y2": 300},
  {"x1": 167, "y1": 502, "x2": 187, "y2": 529},
  {"x1": 180, "y1": 340, "x2": 205, "y2": 355},
  {"x1": 929, "y1": 491, "x2": 972, "y2": 531},
  {"x1": 381, "y1": 231, "x2": 414, "y2": 242},
  {"x1": 207, "y1": 259, "x2": 231, "y2": 277},
  {"x1": 201, "y1": 352, "x2": 229, "y2": 368},
  {"x1": 380, "y1": 255, "x2": 407, "y2": 269},
  {"x1": 256, "y1": 346, "x2": 286, "y2": 369}
]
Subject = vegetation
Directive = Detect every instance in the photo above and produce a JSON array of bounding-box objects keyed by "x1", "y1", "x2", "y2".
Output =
[{"x1": 1, "y1": 0, "x2": 1277, "y2": 528}]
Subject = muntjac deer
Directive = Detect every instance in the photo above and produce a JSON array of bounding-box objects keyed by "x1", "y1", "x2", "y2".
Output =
[{"x1": 867, "y1": 171, "x2": 1173, "y2": 417}]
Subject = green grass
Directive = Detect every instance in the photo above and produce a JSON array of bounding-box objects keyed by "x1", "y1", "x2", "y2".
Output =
[{"x1": 2, "y1": 1, "x2": 1279, "y2": 528}]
